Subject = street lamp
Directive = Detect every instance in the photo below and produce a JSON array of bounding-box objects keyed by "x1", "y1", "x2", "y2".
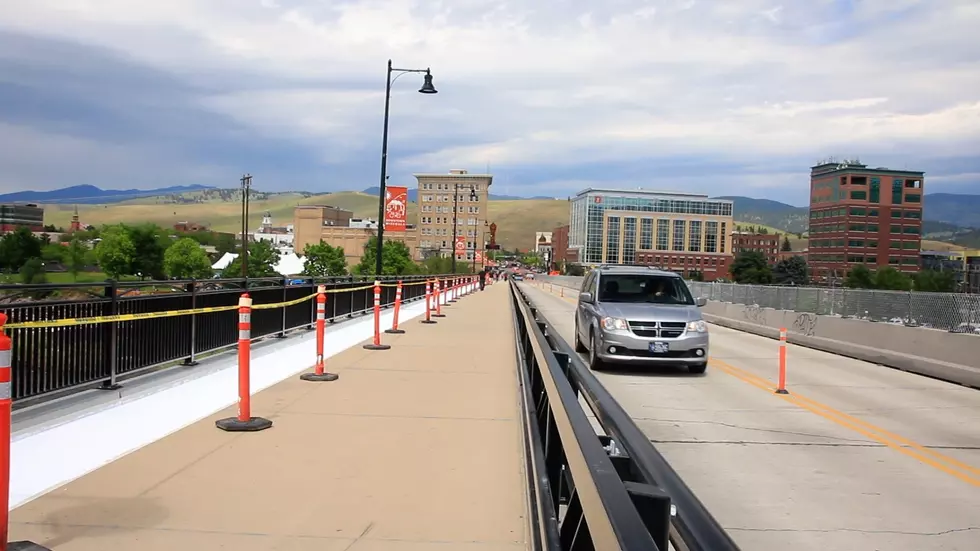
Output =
[
  {"x1": 240, "y1": 174, "x2": 252, "y2": 282},
  {"x1": 374, "y1": 59, "x2": 438, "y2": 276},
  {"x1": 451, "y1": 184, "x2": 478, "y2": 274}
]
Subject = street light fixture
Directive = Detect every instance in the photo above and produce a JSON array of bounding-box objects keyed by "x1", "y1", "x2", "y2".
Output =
[
  {"x1": 374, "y1": 59, "x2": 438, "y2": 276},
  {"x1": 240, "y1": 174, "x2": 252, "y2": 282},
  {"x1": 451, "y1": 184, "x2": 478, "y2": 274}
]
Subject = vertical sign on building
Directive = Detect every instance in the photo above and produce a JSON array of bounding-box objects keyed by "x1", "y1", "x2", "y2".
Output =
[
  {"x1": 384, "y1": 186, "x2": 408, "y2": 232},
  {"x1": 455, "y1": 236, "x2": 466, "y2": 258}
]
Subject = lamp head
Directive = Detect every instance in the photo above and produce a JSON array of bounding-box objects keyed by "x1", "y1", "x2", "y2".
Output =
[{"x1": 418, "y1": 70, "x2": 438, "y2": 94}]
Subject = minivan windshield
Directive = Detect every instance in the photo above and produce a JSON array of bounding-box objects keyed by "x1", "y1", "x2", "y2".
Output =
[{"x1": 597, "y1": 274, "x2": 695, "y2": 305}]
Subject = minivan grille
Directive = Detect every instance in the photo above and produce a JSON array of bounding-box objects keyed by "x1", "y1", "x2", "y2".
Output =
[{"x1": 627, "y1": 321, "x2": 687, "y2": 338}]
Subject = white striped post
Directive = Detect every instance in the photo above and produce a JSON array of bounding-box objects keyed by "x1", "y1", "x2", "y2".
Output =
[
  {"x1": 216, "y1": 294, "x2": 272, "y2": 431},
  {"x1": 302, "y1": 285, "x2": 338, "y2": 382}
]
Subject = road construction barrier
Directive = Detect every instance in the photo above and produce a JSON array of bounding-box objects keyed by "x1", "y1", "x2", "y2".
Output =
[
  {"x1": 300, "y1": 286, "x2": 338, "y2": 383},
  {"x1": 433, "y1": 279, "x2": 445, "y2": 318},
  {"x1": 385, "y1": 281, "x2": 406, "y2": 335},
  {"x1": 216, "y1": 294, "x2": 272, "y2": 432},
  {"x1": 363, "y1": 281, "x2": 390, "y2": 351},
  {"x1": 776, "y1": 327, "x2": 789, "y2": 395},
  {"x1": 421, "y1": 280, "x2": 437, "y2": 324}
]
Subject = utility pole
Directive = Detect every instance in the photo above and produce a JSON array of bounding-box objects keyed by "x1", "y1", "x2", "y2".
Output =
[{"x1": 240, "y1": 174, "x2": 252, "y2": 282}]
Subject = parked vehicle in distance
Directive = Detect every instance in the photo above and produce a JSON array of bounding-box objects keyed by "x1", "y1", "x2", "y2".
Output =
[{"x1": 573, "y1": 265, "x2": 709, "y2": 373}]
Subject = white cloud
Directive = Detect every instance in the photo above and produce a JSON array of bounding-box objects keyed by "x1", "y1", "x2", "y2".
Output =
[{"x1": 0, "y1": 0, "x2": 979, "y2": 195}]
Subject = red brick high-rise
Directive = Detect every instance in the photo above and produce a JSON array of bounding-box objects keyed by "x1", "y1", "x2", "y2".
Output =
[{"x1": 807, "y1": 159, "x2": 924, "y2": 281}]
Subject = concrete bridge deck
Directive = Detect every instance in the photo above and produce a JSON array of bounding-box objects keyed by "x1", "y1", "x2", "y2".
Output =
[{"x1": 9, "y1": 283, "x2": 529, "y2": 551}]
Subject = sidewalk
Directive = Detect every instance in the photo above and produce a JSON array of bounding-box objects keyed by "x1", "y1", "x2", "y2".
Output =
[{"x1": 9, "y1": 283, "x2": 529, "y2": 551}]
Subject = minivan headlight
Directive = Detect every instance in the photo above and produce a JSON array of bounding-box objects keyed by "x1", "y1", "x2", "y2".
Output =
[
  {"x1": 602, "y1": 317, "x2": 629, "y2": 331},
  {"x1": 687, "y1": 320, "x2": 707, "y2": 333}
]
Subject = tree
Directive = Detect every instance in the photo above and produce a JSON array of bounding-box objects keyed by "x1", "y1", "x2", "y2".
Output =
[
  {"x1": 221, "y1": 239, "x2": 281, "y2": 278},
  {"x1": 215, "y1": 233, "x2": 237, "y2": 255},
  {"x1": 41, "y1": 243, "x2": 66, "y2": 263},
  {"x1": 303, "y1": 241, "x2": 348, "y2": 277},
  {"x1": 19, "y1": 257, "x2": 47, "y2": 285},
  {"x1": 126, "y1": 224, "x2": 168, "y2": 279},
  {"x1": 687, "y1": 270, "x2": 705, "y2": 282},
  {"x1": 0, "y1": 227, "x2": 43, "y2": 273},
  {"x1": 164, "y1": 238, "x2": 214, "y2": 279},
  {"x1": 873, "y1": 267, "x2": 913, "y2": 291},
  {"x1": 352, "y1": 236, "x2": 417, "y2": 276},
  {"x1": 65, "y1": 239, "x2": 89, "y2": 281},
  {"x1": 845, "y1": 265, "x2": 874, "y2": 289},
  {"x1": 729, "y1": 251, "x2": 773, "y2": 284},
  {"x1": 781, "y1": 235, "x2": 792, "y2": 252},
  {"x1": 94, "y1": 226, "x2": 136, "y2": 279},
  {"x1": 773, "y1": 256, "x2": 808, "y2": 286},
  {"x1": 913, "y1": 269, "x2": 956, "y2": 293}
]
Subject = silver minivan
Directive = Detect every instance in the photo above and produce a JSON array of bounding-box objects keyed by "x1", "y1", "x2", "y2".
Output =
[{"x1": 573, "y1": 265, "x2": 709, "y2": 373}]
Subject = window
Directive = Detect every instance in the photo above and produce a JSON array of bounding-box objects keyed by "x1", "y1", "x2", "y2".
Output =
[
  {"x1": 672, "y1": 220, "x2": 686, "y2": 252},
  {"x1": 705, "y1": 221, "x2": 718, "y2": 253},
  {"x1": 849, "y1": 207, "x2": 866, "y2": 216},
  {"x1": 892, "y1": 180, "x2": 903, "y2": 204},
  {"x1": 870, "y1": 178, "x2": 881, "y2": 203},
  {"x1": 904, "y1": 211, "x2": 921, "y2": 219},
  {"x1": 906, "y1": 194, "x2": 921, "y2": 203},
  {"x1": 623, "y1": 217, "x2": 637, "y2": 265},
  {"x1": 849, "y1": 224, "x2": 866, "y2": 231},
  {"x1": 867, "y1": 224, "x2": 879, "y2": 232},
  {"x1": 902, "y1": 241, "x2": 918, "y2": 249},
  {"x1": 868, "y1": 209, "x2": 879, "y2": 217},
  {"x1": 596, "y1": 274, "x2": 695, "y2": 305},
  {"x1": 656, "y1": 219, "x2": 669, "y2": 250},
  {"x1": 890, "y1": 225, "x2": 901, "y2": 234},
  {"x1": 903, "y1": 226, "x2": 919, "y2": 235},
  {"x1": 850, "y1": 190, "x2": 867, "y2": 200},
  {"x1": 868, "y1": 241, "x2": 878, "y2": 248},
  {"x1": 640, "y1": 218, "x2": 653, "y2": 249},
  {"x1": 848, "y1": 240, "x2": 864, "y2": 247},
  {"x1": 891, "y1": 210, "x2": 903, "y2": 218},
  {"x1": 889, "y1": 241, "x2": 901, "y2": 249},
  {"x1": 688, "y1": 220, "x2": 702, "y2": 252},
  {"x1": 605, "y1": 216, "x2": 621, "y2": 263},
  {"x1": 720, "y1": 222, "x2": 727, "y2": 253}
]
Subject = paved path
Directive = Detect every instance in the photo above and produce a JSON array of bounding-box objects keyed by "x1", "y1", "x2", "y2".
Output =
[
  {"x1": 10, "y1": 283, "x2": 529, "y2": 551},
  {"x1": 521, "y1": 280, "x2": 980, "y2": 551}
]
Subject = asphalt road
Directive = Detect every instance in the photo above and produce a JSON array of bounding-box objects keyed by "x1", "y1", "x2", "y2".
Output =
[{"x1": 519, "y1": 280, "x2": 980, "y2": 551}]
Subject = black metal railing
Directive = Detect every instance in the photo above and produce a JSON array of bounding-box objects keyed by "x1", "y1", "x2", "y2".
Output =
[
  {"x1": 508, "y1": 280, "x2": 740, "y2": 551},
  {"x1": 2, "y1": 274, "x2": 467, "y2": 405}
]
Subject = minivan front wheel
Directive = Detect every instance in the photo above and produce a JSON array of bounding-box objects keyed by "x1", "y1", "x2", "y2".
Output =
[
  {"x1": 589, "y1": 332, "x2": 605, "y2": 371},
  {"x1": 574, "y1": 322, "x2": 587, "y2": 353}
]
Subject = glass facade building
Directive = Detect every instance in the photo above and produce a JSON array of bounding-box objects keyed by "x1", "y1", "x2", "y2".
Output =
[{"x1": 569, "y1": 189, "x2": 735, "y2": 279}]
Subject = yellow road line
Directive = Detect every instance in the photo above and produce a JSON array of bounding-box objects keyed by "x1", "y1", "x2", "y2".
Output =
[{"x1": 710, "y1": 358, "x2": 980, "y2": 487}]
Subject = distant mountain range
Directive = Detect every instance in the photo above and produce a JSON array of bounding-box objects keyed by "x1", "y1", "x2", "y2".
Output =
[
  {"x1": 3, "y1": 184, "x2": 977, "y2": 245},
  {"x1": 360, "y1": 186, "x2": 554, "y2": 202},
  {"x1": 0, "y1": 184, "x2": 215, "y2": 204}
]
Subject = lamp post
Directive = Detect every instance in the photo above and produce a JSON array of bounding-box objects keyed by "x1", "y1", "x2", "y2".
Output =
[
  {"x1": 240, "y1": 174, "x2": 252, "y2": 282},
  {"x1": 451, "y1": 184, "x2": 478, "y2": 274},
  {"x1": 374, "y1": 59, "x2": 438, "y2": 276}
]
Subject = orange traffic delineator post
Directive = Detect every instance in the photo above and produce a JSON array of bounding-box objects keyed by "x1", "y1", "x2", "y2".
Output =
[
  {"x1": 432, "y1": 279, "x2": 446, "y2": 318},
  {"x1": 301, "y1": 286, "x2": 339, "y2": 382},
  {"x1": 1, "y1": 314, "x2": 52, "y2": 551},
  {"x1": 448, "y1": 278, "x2": 458, "y2": 303},
  {"x1": 775, "y1": 327, "x2": 789, "y2": 395},
  {"x1": 421, "y1": 280, "x2": 437, "y2": 324},
  {"x1": 363, "y1": 280, "x2": 391, "y2": 350},
  {"x1": 217, "y1": 294, "x2": 272, "y2": 432},
  {"x1": 385, "y1": 280, "x2": 406, "y2": 334}
]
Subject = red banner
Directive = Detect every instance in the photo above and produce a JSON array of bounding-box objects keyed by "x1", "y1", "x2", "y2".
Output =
[
  {"x1": 474, "y1": 251, "x2": 483, "y2": 263},
  {"x1": 383, "y1": 186, "x2": 408, "y2": 232},
  {"x1": 454, "y1": 236, "x2": 466, "y2": 257}
]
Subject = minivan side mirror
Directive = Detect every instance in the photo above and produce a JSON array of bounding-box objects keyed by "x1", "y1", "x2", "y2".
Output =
[
  {"x1": 696, "y1": 297, "x2": 707, "y2": 307},
  {"x1": 579, "y1": 291, "x2": 594, "y2": 303}
]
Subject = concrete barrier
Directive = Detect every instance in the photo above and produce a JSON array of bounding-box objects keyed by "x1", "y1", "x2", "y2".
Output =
[{"x1": 539, "y1": 275, "x2": 980, "y2": 389}]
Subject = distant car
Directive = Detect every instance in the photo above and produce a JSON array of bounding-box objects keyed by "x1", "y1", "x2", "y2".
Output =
[
  {"x1": 573, "y1": 265, "x2": 709, "y2": 374},
  {"x1": 512, "y1": 273, "x2": 524, "y2": 281}
]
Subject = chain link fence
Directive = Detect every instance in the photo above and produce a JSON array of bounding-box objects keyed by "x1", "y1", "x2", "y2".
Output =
[{"x1": 686, "y1": 281, "x2": 980, "y2": 334}]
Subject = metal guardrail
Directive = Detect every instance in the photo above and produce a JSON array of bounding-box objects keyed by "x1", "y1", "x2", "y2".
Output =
[
  {"x1": 508, "y1": 280, "x2": 739, "y2": 551},
  {"x1": 2, "y1": 274, "x2": 462, "y2": 404},
  {"x1": 687, "y1": 281, "x2": 980, "y2": 333}
]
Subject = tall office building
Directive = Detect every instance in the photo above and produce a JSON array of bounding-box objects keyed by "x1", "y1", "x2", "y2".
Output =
[
  {"x1": 807, "y1": 160, "x2": 924, "y2": 280},
  {"x1": 414, "y1": 169, "x2": 492, "y2": 262},
  {"x1": 568, "y1": 189, "x2": 735, "y2": 280}
]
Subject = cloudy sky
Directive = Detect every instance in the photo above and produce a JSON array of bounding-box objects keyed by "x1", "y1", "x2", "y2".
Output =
[{"x1": 1, "y1": 0, "x2": 978, "y2": 205}]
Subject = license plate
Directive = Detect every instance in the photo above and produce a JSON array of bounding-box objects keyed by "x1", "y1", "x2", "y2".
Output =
[{"x1": 649, "y1": 342, "x2": 669, "y2": 354}]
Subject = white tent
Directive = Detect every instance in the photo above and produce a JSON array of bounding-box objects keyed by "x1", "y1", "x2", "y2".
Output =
[
  {"x1": 210, "y1": 251, "x2": 306, "y2": 276},
  {"x1": 211, "y1": 252, "x2": 238, "y2": 271},
  {"x1": 274, "y1": 253, "x2": 306, "y2": 276}
]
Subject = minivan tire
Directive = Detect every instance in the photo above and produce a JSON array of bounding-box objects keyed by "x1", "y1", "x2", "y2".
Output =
[
  {"x1": 589, "y1": 332, "x2": 605, "y2": 371},
  {"x1": 574, "y1": 323, "x2": 587, "y2": 353}
]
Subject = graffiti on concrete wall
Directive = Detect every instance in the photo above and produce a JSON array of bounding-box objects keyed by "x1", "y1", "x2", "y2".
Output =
[
  {"x1": 743, "y1": 304, "x2": 767, "y2": 325},
  {"x1": 793, "y1": 312, "x2": 818, "y2": 337}
]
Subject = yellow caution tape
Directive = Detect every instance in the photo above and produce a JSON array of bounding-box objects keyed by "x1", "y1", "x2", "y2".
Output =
[{"x1": 2, "y1": 280, "x2": 443, "y2": 329}]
